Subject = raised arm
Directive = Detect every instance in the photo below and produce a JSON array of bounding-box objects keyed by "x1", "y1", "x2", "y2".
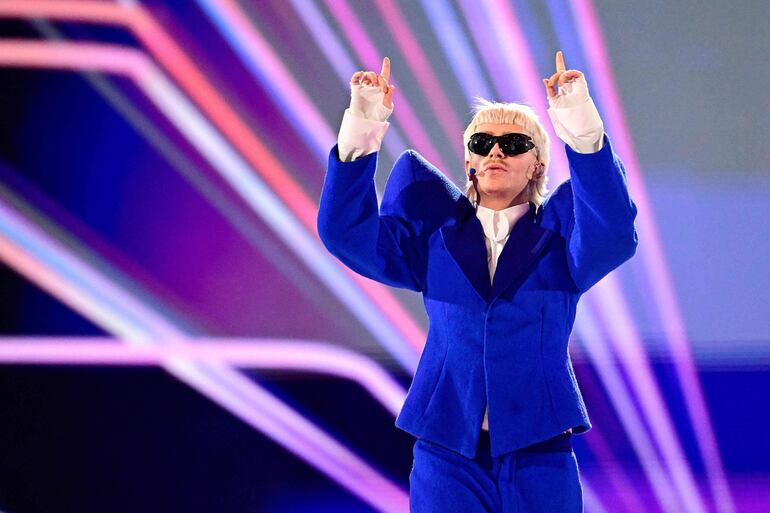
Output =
[
  {"x1": 318, "y1": 58, "x2": 424, "y2": 292},
  {"x1": 542, "y1": 51, "x2": 638, "y2": 292},
  {"x1": 337, "y1": 58, "x2": 396, "y2": 162}
]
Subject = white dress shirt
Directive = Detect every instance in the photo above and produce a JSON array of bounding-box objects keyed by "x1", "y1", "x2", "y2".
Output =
[
  {"x1": 475, "y1": 203, "x2": 531, "y2": 283},
  {"x1": 474, "y1": 202, "x2": 529, "y2": 431}
]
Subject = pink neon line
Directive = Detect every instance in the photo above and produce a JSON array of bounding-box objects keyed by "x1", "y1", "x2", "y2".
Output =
[
  {"x1": 0, "y1": 3, "x2": 313, "y2": 242},
  {"x1": 471, "y1": 17, "x2": 672, "y2": 495},
  {"x1": 571, "y1": 1, "x2": 734, "y2": 512},
  {"x1": 588, "y1": 264, "x2": 709, "y2": 513},
  {"x1": 468, "y1": 3, "x2": 687, "y2": 511},
  {"x1": 0, "y1": 1, "x2": 426, "y2": 354},
  {"x1": 479, "y1": 3, "x2": 711, "y2": 511},
  {"x1": 0, "y1": 39, "x2": 151, "y2": 79},
  {"x1": 456, "y1": 0, "x2": 522, "y2": 103},
  {"x1": 130, "y1": 3, "x2": 426, "y2": 353},
  {"x1": 0, "y1": 226, "x2": 142, "y2": 340},
  {"x1": 0, "y1": 186, "x2": 409, "y2": 513},
  {"x1": 470, "y1": 0, "x2": 571, "y2": 185},
  {"x1": 485, "y1": 0, "x2": 550, "y2": 113},
  {"x1": 200, "y1": 0, "x2": 426, "y2": 352},
  {"x1": 372, "y1": 0, "x2": 466, "y2": 164},
  {"x1": 192, "y1": 0, "x2": 337, "y2": 148},
  {"x1": 576, "y1": 348, "x2": 659, "y2": 513},
  {"x1": 577, "y1": 313, "x2": 684, "y2": 513},
  {"x1": 0, "y1": 337, "x2": 406, "y2": 415},
  {"x1": 324, "y1": 0, "x2": 453, "y2": 175}
]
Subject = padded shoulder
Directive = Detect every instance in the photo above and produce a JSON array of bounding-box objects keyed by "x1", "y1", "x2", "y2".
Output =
[
  {"x1": 380, "y1": 150, "x2": 466, "y2": 232},
  {"x1": 539, "y1": 179, "x2": 575, "y2": 239}
]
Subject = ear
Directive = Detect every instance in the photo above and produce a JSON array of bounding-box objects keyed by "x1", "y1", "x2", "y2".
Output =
[
  {"x1": 528, "y1": 161, "x2": 543, "y2": 180},
  {"x1": 464, "y1": 159, "x2": 471, "y2": 179}
]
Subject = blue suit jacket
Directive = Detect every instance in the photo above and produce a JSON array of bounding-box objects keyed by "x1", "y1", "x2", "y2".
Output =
[{"x1": 318, "y1": 135, "x2": 638, "y2": 457}]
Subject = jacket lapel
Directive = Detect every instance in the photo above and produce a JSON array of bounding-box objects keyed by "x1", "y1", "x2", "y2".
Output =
[
  {"x1": 440, "y1": 199, "x2": 491, "y2": 302},
  {"x1": 490, "y1": 203, "x2": 553, "y2": 300}
]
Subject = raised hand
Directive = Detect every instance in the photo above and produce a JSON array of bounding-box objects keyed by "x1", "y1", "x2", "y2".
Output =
[
  {"x1": 542, "y1": 51, "x2": 584, "y2": 98},
  {"x1": 350, "y1": 57, "x2": 395, "y2": 109}
]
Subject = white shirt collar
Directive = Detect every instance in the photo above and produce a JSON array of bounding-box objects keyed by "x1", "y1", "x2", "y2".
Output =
[{"x1": 475, "y1": 203, "x2": 530, "y2": 243}]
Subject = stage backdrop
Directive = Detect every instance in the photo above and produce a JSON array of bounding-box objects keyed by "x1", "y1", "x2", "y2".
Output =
[{"x1": 0, "y1": 1, "x2": 768, "y2": 512}]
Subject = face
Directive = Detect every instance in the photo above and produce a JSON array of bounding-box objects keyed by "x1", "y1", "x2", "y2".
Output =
[{"x1": 465, "y1": 123, "x2": 540, "y2": 208}]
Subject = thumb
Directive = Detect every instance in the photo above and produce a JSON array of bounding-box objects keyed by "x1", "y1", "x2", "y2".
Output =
[{"x1": 383, "y1": 84, "x2": 395, "y2": 109}]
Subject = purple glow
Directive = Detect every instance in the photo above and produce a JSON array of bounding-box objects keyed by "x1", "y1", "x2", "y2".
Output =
[
  {"x1": 325, "y1": 0, "x2": 452, "y2": 174},
  {"x1": 417, "y1": 0, "x2": 494, "y2": 101},
  {"x1": 570, "y1": 0, "x2": 735, "y2": 511},
  {"x1": 0, "y1": 337, "x2": 407, "y2": 416},
  {"x1": 0, "y1": 3, "x2": 426, "y2": 373},
  {"x1": 0, "y1": 153, "x2": 408, "y2": 513},
  {"x1": 287, "y1": 0, "x2": 411, "y2": 160},
  {"x1": 462, "y1": 2, "x2": 712, "y2": 511},
  {"x1": 373, "y1": 0, "x2": 466, "y2": 164},
  {"x1": 574, "y1": 306, "x2": 683, "y2": 513},
  {"x1": 193, "y1": 0, "x2": 336, "y2": 161},
  {"x1": 456, "y1": 0, "x2": 525, "y2": 102}
]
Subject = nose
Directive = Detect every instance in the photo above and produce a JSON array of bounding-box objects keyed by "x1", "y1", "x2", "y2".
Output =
[{"x1": 488, "y1": 142, "x2": 504, "y2": 158}]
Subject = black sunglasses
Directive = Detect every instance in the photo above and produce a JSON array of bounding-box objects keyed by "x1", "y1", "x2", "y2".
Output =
[{"x1": 467, "y1": 132, "x2": 535, "y2": 157}]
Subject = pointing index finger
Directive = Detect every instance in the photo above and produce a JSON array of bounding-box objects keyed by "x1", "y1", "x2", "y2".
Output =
[
  {"x1": 380, "y1": 57, "x2": 390, "y2": 81},
  {"x1": 555, "y1": 51, "x2": 566, "y2": 73}
]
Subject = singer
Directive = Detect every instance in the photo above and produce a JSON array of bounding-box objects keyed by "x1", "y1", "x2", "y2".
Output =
[{"x1": 317, "y1": 51, "x2": 638, "y2": 512}]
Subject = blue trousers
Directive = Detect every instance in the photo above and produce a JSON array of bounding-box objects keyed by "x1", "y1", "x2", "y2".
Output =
[{"x1": 409, "y1": 431, "x2": 583, "y2": 512}]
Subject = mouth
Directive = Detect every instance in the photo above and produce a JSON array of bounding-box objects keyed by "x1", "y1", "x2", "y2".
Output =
[{"x1": 484, "y1": 165, "x2": 506, "y2": 173}]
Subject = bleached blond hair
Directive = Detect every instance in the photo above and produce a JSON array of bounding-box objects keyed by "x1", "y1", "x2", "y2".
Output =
[{"x1": 463, "y1": 99, "x2": 550, "y2": 207}]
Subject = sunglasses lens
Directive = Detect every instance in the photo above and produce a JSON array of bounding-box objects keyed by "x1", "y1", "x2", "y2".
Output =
[
  {"x1": 468, "y1": 133, "x2": 534, "y2": 156},
  {"x1": 468, "y1": 133, "x2": 494, "y2": 156},
  {"x1": 499, "y1": 134, "x2": 535, "y2": 156}
]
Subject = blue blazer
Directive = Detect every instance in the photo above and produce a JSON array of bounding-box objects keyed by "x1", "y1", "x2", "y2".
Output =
[{"x1": 318, "y1": 135, "x2": 638, "y2": 458}]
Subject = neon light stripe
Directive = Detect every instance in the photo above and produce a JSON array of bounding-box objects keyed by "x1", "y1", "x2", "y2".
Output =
[
  {"x1": 417, "y1": 0, "x2": 493, "y2": 102},
  {"x1": 0, "y1": 337, "x2": 407, "y2": 416},
  {"x1": 586, "y1": 282, "x2": 708, "y2": 513},
  {"x1": 574, "y1": 310, "x2": 683, "y2": 513},
  {"x1": 6, "y1": 40, "x2": 424, "y2": 372},
  {"x1": 32, "y1": 17, "x2": 338, "y2": 321},
  {"x1": 287, "y1": 0, "x2": 409, "y2": 159},
  {"x1": 0, "y1": 174, "x2": 409, "y2": 513},
  {"x1": 456, "y1": 0, "x2": 524, "y2": 102},
  {"x1": 192, "y1": 0, "x2": 335, "y2": 160},
  {"x1": 453, "y1": 3, "x2": 691, "y2": 510},
  {"x1": 133, "y1": 1, "x2": 427, "y2": 356},
  {"x1": 373, "y1": 0, "x2": 466, "y2": 164},
  {"x1": 0, "y1": 2, "x2": 426, "y2": 364},
  {"x1": 569, "y1": 1, "x2": 733, "y2": 511},
  {"x1": 186, "y1": 0, "x2": 425, "y2": 352},
  {"x1": 324, "y1": 0, "x2": 453, "y2": 174}
]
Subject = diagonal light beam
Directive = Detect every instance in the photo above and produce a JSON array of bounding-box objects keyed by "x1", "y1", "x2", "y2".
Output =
[
  {"x1": 568, "y1": 1, "x2": 735, "y2": 511},
  {"x1": 0, "y1": 166, "x2": 409, "y2": 513},
  {"x1": 321, "y1": 0, "x2": 453, "y2": 174},
  {"x1": 0, "y1": 0, "x2": 426, "y2": 373}
]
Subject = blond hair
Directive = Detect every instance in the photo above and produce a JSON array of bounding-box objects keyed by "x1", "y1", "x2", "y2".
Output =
[{"x1": 463, "y1": 99, "x2": 550, "y2": 207}]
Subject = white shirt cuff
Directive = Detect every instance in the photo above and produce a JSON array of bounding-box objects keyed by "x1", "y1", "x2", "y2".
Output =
[
  {"x1": 547, "y1": 76, "x2": 605, "y2": 154},
  {"x1": 337, "y1": 108, "x2": 390, "y2": 162}
]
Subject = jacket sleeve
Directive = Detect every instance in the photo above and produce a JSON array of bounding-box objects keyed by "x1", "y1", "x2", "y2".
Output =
[
  {"x1": 317, "y1": 146, "x2": 424, "y2": 292},
  {"x1": 560, "y1": 134, "x2": 639, "y2": 292}
]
